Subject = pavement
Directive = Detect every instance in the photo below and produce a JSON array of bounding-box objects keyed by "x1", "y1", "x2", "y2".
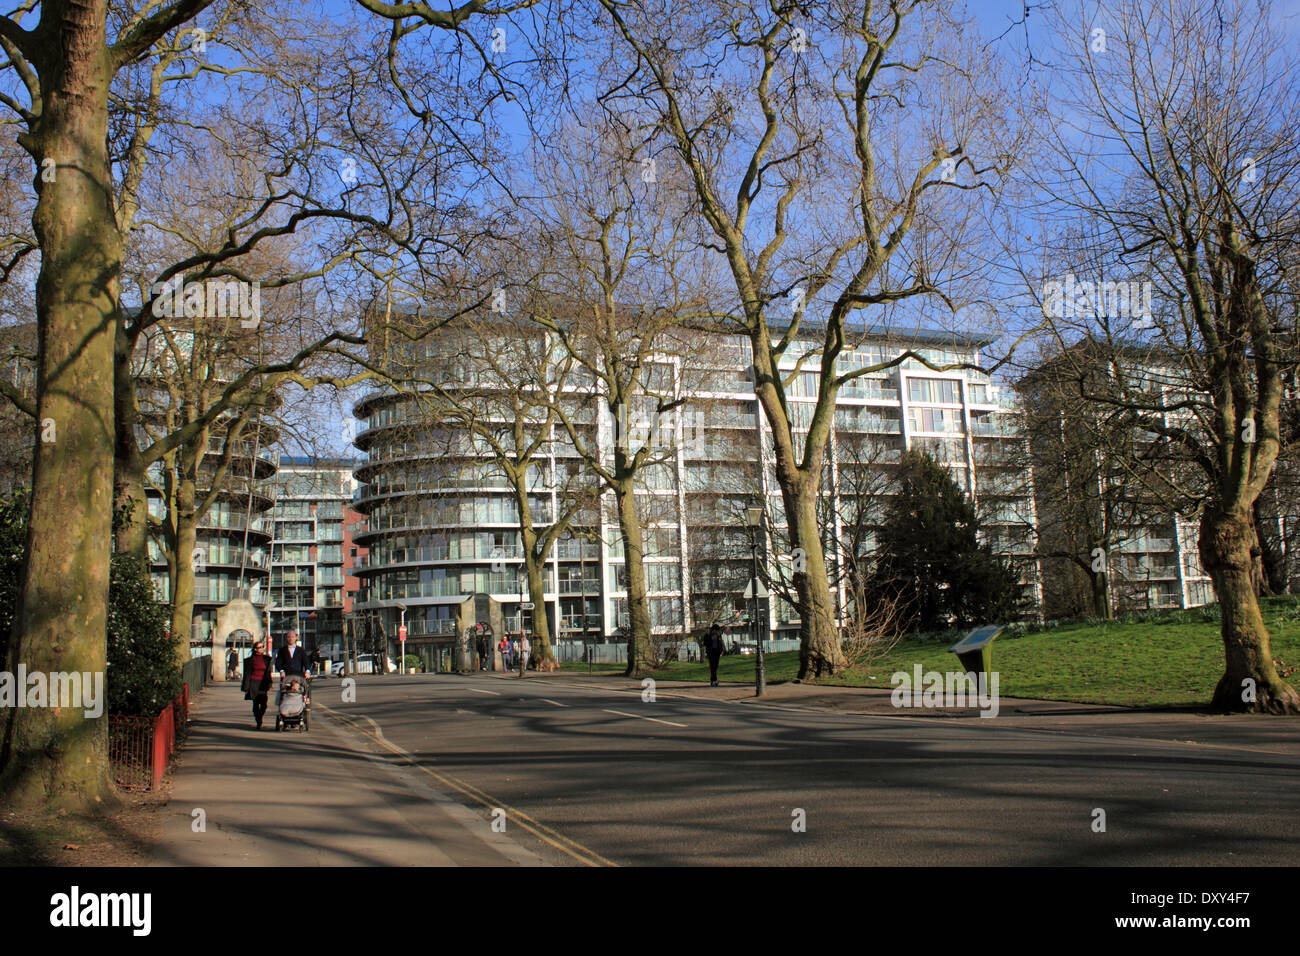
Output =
[
  {"x1": 153, "y1": 680, "x2": 546, "y2": 866},
  {"x1": 153, "y1": 670, "x2": 1300, "y2": 866}
]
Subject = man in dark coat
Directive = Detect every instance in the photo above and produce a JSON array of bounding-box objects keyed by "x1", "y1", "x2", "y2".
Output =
[
  {"x1": 242, "y1": 639, "x2": 273, "y2": 729},
  {"x1": 275, "y1": 629, "x2": 310, "y2": 704},
  {"x1": 705, "y1": 624, "x2": 725, "y2": 687}
]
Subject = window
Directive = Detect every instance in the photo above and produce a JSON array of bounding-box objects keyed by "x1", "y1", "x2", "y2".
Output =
[
  {"x1": 907, "y1": 377, "x2": 961, "y2": 404},
  {"x1": 907, "y1": 407, "x2": 962, "y2": 433},
  {"x1": 649, "y1": 597, "x2": 683, "y2": 628},
  {"x1": 645, "y1": 563, "x2": 682, "y2": 592}
]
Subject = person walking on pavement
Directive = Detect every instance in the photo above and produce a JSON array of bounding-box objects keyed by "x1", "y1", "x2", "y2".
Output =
[
  {"x1": 227, "y1": 646, "x2": 239, "y2": 681},
  {"x1": 519, "y1": 634, "x2": 531, "y2": 676},
  {"x1": 705, "y1": 623, "x2": 725, "y2": 687},
  {"x1": 242, "y1": 639, "x2": 273, "y2": 729},
  {"x1": 275, "y1": 629, "x2": 310, "y2": 705}
]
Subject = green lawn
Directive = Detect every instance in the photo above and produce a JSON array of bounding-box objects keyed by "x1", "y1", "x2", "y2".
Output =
[{"x1": 560, "y1": 598, "x2": 1300, "y2": 708}]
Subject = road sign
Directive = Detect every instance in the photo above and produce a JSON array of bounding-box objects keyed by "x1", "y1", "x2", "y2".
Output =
[
  {"x1": 520, "y1": 602, "x2": 535, "y2": 610},
  {"x1": 743, "y1": 580, "x2": 769, "y2": 599},
  {"x1": 399, "y1": 624, "x2": 407, "y2": 642}
]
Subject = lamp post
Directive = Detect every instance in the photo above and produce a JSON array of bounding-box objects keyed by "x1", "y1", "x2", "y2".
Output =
[{"x1": 745, "y1": 505, "x2": 766, "y2": 697}]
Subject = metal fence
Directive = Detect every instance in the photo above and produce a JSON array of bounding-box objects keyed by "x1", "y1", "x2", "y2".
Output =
[
  {"x1": 109, "y1": 655, "x2": 208, "y2": 792},
  {"x1": 552, "y1": 638, "x2": 802, "y2": 663},
  {"x1": 182, "y1": 654, "x2": 210, "y2": 694}
]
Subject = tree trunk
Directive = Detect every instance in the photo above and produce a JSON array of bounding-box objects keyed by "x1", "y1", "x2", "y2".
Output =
[
  {"x1": 525, "y1": 545, "x2": 557, "y2": 671},
  {"x1": 778, "y1": 465, "x2": 844, "y2": 680},
  {"x1": 751, "y1": 333, "x2": 844, "y2": 681},
  {"x1": 169, "y1": 474, "x2": 198, "y2": 669},
  {"x1": 1089, "y1": 568, "x2": 1113, "y2": 620},
  {"x1": 614, "y1": 482, "x2": 654, "y2": 676},
  {"x1": 0, "y1": 0, "x2": 119, "y2": 810},
  {"x1": 1200, "y1": 508, "x2": 1300, "y2": 714},
  {"x1": 113, "y1": 331, "x2": 148, "y2": 559}
]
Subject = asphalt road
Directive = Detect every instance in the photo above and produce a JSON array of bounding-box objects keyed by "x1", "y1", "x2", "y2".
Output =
[{"x1": 314, "y1": 672, "x2": 1300, "y2": 866}]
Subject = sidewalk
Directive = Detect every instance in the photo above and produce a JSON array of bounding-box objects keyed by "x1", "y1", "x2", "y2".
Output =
[{"x1": 153, "y1": 682, "x2": 544, "y2": 866}]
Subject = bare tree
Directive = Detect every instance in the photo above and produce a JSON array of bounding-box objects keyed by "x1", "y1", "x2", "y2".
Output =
[
  {"x1": 1016, "y1": 341, "x2": 1167, "y2": 619},
  {"x1": 1028, "y1": 0, "x2": 1300, "y2": 711},
  {"x1": 595, "y1": 0, "x2": 1026, "y2": 678},
  {"x1": 522, "y1": 118, "x2": 710, "y2": 675},
  {"x1": 0, "y1": 0, "x2": 545, "y2": 809}
]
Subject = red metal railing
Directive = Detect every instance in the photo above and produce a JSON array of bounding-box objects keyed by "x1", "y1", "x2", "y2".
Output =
[{"x1": 108, "y1": 684, "x2": 190, "y2": 792}]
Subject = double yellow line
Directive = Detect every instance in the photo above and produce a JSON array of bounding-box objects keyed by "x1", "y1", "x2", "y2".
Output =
[{"x1": 318, "y1": 703, "x2": 615, "y2": 867}]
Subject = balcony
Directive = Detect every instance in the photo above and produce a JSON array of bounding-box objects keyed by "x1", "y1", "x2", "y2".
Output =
[
  {"x1": 196, "y1": 513, "x2": 270, "y2": 535},
  {"x1": 401, "y1": 619, "x2": 459, "y2": 638},
  {"x1": 355, "y1": 543, "x2": 527, "y2": 570},
  {"x1": 190, "y1": 547, "x2": 269, "y2": 569},
  {"x1": 969, "y1": 420, "x2": 1020, "y2": 437},
  {"x1": 553, "y1": 539, "x2": 602, "y2": 560},
  {"x1": 556, "y1": 580, "x2": 601, "y2": 595},
  {"x1": 372, "y1": 579, "x2": 475, "y2": 601},
  {"x1": 559, "y1": 615, "x2": 602, "y2": 632},
  {"x1": 1119, "y1": 538, "x2": 1174, "y2": 553}
]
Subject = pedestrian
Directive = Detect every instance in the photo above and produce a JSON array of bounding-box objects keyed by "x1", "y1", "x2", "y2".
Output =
[
  {"x1": 242, "y1": 638, "x2": 273, "y2": 729},
  {"x1": 705, "y1": 624, "x2": 725, "y2": 687},
  {"x1": 227, "y1": 646, "x2": 239, "y2": 681},
  {"x1": 275, "y1": 628, "x2": 310, "y2": 705},
  {"x1": 511, "y1": 638, "x2": 520, "y2": 670},
  {"x1": 519, "y1": 634, "x2": 531, "y2": 675}
]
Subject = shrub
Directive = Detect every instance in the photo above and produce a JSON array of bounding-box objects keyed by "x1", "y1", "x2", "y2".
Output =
[
  {"x1": 107, "y1": 554, "x2": 182, "y2": 716},
  {"x1": 0, "y1": 489, "x2": 27, "y2": 668}
]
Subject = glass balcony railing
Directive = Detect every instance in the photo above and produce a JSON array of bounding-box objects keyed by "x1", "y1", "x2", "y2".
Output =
[
  {"x1": 556, "y1": 580, "x2": 601, "y2": 594},
  {"x1": 970, "y1": 420, "x2": 1021, "y2": 437}
]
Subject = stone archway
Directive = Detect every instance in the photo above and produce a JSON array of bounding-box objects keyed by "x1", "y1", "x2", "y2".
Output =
[{"x1": 214, "y1": 599, "x2": 264, "y2": 682}]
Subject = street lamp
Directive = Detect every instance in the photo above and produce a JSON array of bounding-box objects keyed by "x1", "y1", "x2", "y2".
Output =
[{"x1": 745, "y1": 505, "x2": 766, "y2": 697}]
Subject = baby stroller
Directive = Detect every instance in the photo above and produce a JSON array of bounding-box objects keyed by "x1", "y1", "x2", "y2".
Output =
[{"x1": 275, "y1": 674, "x2": 310, "y2": 732}]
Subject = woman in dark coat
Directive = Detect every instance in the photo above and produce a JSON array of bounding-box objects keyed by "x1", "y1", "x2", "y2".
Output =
[{"x1": 242, "y1": 639, "x2": 273, "y2": 729}]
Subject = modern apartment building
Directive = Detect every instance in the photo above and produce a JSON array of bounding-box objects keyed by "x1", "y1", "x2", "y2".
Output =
[
  {"x1": 1017, "y1": 340, "x2": 1217, "y2": 617},
  {"x1": 266, "y1": 457, "x2": 361, "y2": 656},
  {"x1": 350, "y1": 311, "x2": 1042, "y2": 663}
]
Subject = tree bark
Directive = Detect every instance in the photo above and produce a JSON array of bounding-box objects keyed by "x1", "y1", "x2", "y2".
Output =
[
  {"x1": 1200, "y1": 508, "x2": 1300, "y2": 714},
  {"x1": 0, "y1": 0, "x2": 119, "y2": 809},
  {"x1": 113, "y1": 328, "x2": 148, "y2": 559},
  {"x1": 166, "y1": 457, "x2": 198, "y2": 669},
  {"x1": 522, "y1": 532, "x2": 558, "y2": 671},
  {"x1": 1252, "y1": 498, "x2": 1286, "y2": 597},
  {"x1": 614, "y1": 481, "x2": 654, "y2": 676},
  {"x1": 783, "y1": 474, "x2": 843, "y2": 679},
  {"x1": 1089, "y1": 568, "x2": 1113, "y2": 620}
]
